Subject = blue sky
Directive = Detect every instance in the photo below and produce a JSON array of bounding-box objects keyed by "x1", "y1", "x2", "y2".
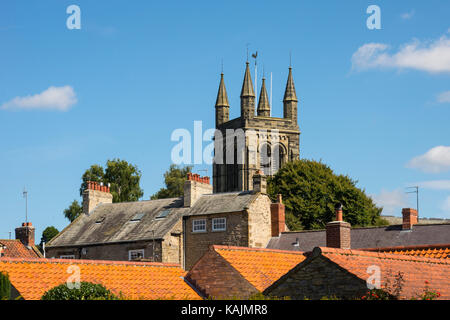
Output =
[{"x1": 1, "y1": 1, "x2": 450, "y2": 240}]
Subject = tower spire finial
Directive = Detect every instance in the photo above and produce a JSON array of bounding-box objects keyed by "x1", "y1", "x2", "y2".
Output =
[
  {"x1": 283, "y1": 66, "x2": 297, "y2": 102},
  {"x1": 257, "y1": 77, "x2": 270, "y2": 117},
  {"x1": 215, "y1": 72, "x2": 229, "y2": 107},
  {"x1": 241, "y1": 60, "x2": 255, "y2": 97}
]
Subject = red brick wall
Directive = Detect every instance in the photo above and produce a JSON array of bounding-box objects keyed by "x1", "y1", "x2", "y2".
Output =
[
  {"x1": 326, "y1": 221, "x2": 351, "y2": 249},
  {"x1": 185, "y1": 247, "x2": 258, "y2": 299}
]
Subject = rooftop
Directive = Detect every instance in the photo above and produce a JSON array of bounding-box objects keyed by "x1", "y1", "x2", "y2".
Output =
[{"x1": 0, "y1": 257, "x2": 201, "y2": 300}]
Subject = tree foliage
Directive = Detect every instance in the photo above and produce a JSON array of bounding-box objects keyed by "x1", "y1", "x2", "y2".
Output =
[
  {"x1": 0, "y1": 272, "x2": 11, "y2": 300},
  {"x1": 79, "y1": 159, "x2": 144, "y2": 202},
  {"x1": 63, "y1": 200, "x2": 82, "y2": 223},
  {"x1": 41, "y1": 282, "x2": 119, "y2": 300},
  {"x1": 40, "y1": 226, "x2": 60, "y2": 246},
  {"x1": 267, "y1": 159, "x2": 388, "y2": 230},
  {"x1": 151, "y1": 164, "x2": 192, "y2": 200}
]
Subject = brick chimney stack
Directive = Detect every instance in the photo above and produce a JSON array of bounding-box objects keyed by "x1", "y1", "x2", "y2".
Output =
[
  {"x1": 15, "y1": 222, "x2": 35, "y2": 248},
  {"x1": 184, "y1": 173, "x2": 213, "y2": 207},
  {"x1": 271, "y1": 194, "x2": 286, "y2": 236},
  {"x1": 326, "y1": 204, "x2": 351, "y2": 249},
  {"x1": 82, "y1": 181, "x2": 113, "y2": 215},
  {"x1": 252, "y1": 170, "x2": 267, "y2": 194},
  {"x1": 402, "y1": 208, "x2": 418, "y2": 230}
]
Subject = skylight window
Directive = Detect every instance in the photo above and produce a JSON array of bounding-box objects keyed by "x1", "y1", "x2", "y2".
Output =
[
  {"x1": 130, "y1": 212, "x2": 146, "y2": 222},
  {"x1": 155, "y1": 209, "x2": 171, "y2": 219},
  {"x1": 95, "y1": 216, "x2": 105, "y2": 224}
]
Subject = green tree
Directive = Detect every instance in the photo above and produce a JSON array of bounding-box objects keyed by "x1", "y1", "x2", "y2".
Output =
[
  {"x1": 151, "y1": 164, "x2": 192, "y2": 200},
  {"x1": 79, "y1": 164, "x2": 104, "y2": 196},
  {"x1": 63, "y1": 200, "x2": 83, "y2": 223},
  {"x1": 78, "y1": 159, "x2": 144, "y2": 203},
  {"x1": 41, "y1": 282, "x2": 119, "y2": 300},
  {"x1": 0, "y1": 272, "x2": 11, "y2": 300},
  {"x1": 103, "y1": 159, "x2": 144, "y2": 202},
  {"x1": 267, "y1": 159, "x2": 388, "y2": 230},
  {"x1": 40, "y1": 226, "x2": 59, "y2": 246}
]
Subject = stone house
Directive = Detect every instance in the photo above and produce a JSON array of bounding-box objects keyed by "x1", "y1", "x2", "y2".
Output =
[
  {"x1": 46, "y1": 181, "x2": 190, "y2": 263},
  {"x1": 182, "y1": 171, "x2": 286, "y2": 270},
  {"x1": 47, "y1": 173, "x2": 285, "y2": 269}
]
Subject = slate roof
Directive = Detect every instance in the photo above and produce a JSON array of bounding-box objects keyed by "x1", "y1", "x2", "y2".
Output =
[
  {"x1": 47, "y1": 198, "x2": 188, "y2": 247},
  {"x1": 267, "y1": 223, "x2": 450, "y2": 252},
  {"x1": 187, "y1": 191, "x2": 256, "y2": 216},
  {"x1": 48, "y1": 191, "x2": 257, "y2": 248},
  {"x1": 0, "y1": 257, "x2": 201, "y2": 300},
  {"x1": 0, "y1": 240, "x2": 42, "y2": 259}
]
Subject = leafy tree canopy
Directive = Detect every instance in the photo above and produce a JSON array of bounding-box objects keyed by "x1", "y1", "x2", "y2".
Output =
[
  {"x1": 41, "y1": 282, "x2": 119, "y2": 300},
  {"x1": 79, "y1": 159, "x2": 144, "y2": 203},
  {"x1": 40, "y1": 226, "x2": 59, "y2": 246},
  {"x1": 267, "y1": 159, "x2": 388, "y2": 230},
  {"x1": 151, "y1": 164, "x2": 192, "y2": 200},
  {"x1": 63, "y1": 200, "x2": 82, "y2": 223}
]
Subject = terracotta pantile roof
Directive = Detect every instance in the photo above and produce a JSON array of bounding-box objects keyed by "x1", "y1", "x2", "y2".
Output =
[
  {"x1": 213, "y1": 245, "x2": 306, "y2": 291},
  {"x1": 362, "y1": 244, "x2": 450, "y2": 260},
  {"x1": 0, "y1": 240, "x2": 42, "y2": 259},
  {"x1": 0, "y1": 258, "x2": 201, "y2": 300},
  {"x1": 318, "y1": 247, "x2": 450, "y2": 299}
]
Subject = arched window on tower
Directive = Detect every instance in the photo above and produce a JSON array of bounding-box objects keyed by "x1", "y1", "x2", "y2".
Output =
[{"x1": 260, "y1": 142, "x2": 272, "y2": 176}]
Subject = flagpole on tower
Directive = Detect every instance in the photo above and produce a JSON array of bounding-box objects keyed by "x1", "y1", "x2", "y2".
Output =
[{"x1": 251, "y1": 51, "x2": 258, "y2": 105}]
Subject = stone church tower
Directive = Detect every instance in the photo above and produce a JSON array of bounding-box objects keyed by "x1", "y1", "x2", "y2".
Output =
[{"x1": 213, "y1": 62, "x2": 300, "y2": 193}]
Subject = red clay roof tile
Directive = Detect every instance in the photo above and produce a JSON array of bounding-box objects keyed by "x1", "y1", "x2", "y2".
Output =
[
  {"x1": 0, "y1": 258, "x2": 200, "y2": 300},
  {"x1": 212, "y1": 245, "x2": 306, "y2": 291}
]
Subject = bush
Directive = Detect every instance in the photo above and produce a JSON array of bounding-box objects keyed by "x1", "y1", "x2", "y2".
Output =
[
  {"x1": 0, "y1": 272, "x2": 11, "y2": 300},
  {"x1": 41, "y1": 282, "x2": 119, "y2": 300}
]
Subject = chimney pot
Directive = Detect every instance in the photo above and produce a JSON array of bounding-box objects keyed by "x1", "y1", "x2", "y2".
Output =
[
  {"x1": 335, "y1": 203, "x2": 343, "y2": 222},
  {"x1": 277, "y1": 194, "x2": 283, "y2": 204}
]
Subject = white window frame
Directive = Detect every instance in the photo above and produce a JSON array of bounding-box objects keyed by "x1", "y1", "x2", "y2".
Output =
[
  {"x1": 212, "y1": 217, "x2": 227, "y2": 231},
  {"x1": 192, "y1": 219, "x2": 206, "y2": 233},
  {"x1": 60, "y1": 255, "x2": 75, "y2": 259},
  {"x1": 128, "y1": 249, "x2": 145, "y2": 261}
]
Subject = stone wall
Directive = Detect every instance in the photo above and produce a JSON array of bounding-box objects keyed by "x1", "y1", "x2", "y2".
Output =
[
  {"x1": 248, "y1": 194, "x2": 272, "y2": 248},
  {"x1": 161, "y1": 218, "x2": 183, "y2": 264},
  {"x1": 46, "y1": 240, "x2": 163, "y2": 262},
  {"x1": 184, "y1": 211, "x2": 249, "y2": 270},
  {"x1": 266, "y1": 256, "x2": 367, "y2": 300}
]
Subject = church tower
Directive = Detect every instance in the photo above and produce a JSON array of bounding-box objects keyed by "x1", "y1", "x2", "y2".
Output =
[{"x1": 213, "y1": 62, "x2": 300, "y2": 193}]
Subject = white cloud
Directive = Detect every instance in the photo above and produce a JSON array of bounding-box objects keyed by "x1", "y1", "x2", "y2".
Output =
[
  {"x1": 407, "y1": 146, "x2": 450, "y2": 173},
  {"x1": 416, "y1": 180, "x2": 450, "y2": 190},
  {"x1": 370, "y1": 189, "x2": 408, "y2": 215},
  {"x1": 351, "y1": 34, "x2": 450, "y2": 73},
  {"x1": 400, "y1": 10, "x2": 415, "y2": 20},
  {"x1": 437, "y1": 90, "x2": 450, "y2": 103},
  {"x1": 1, "y1": 86, "x2": 77, "y2": 111}
]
